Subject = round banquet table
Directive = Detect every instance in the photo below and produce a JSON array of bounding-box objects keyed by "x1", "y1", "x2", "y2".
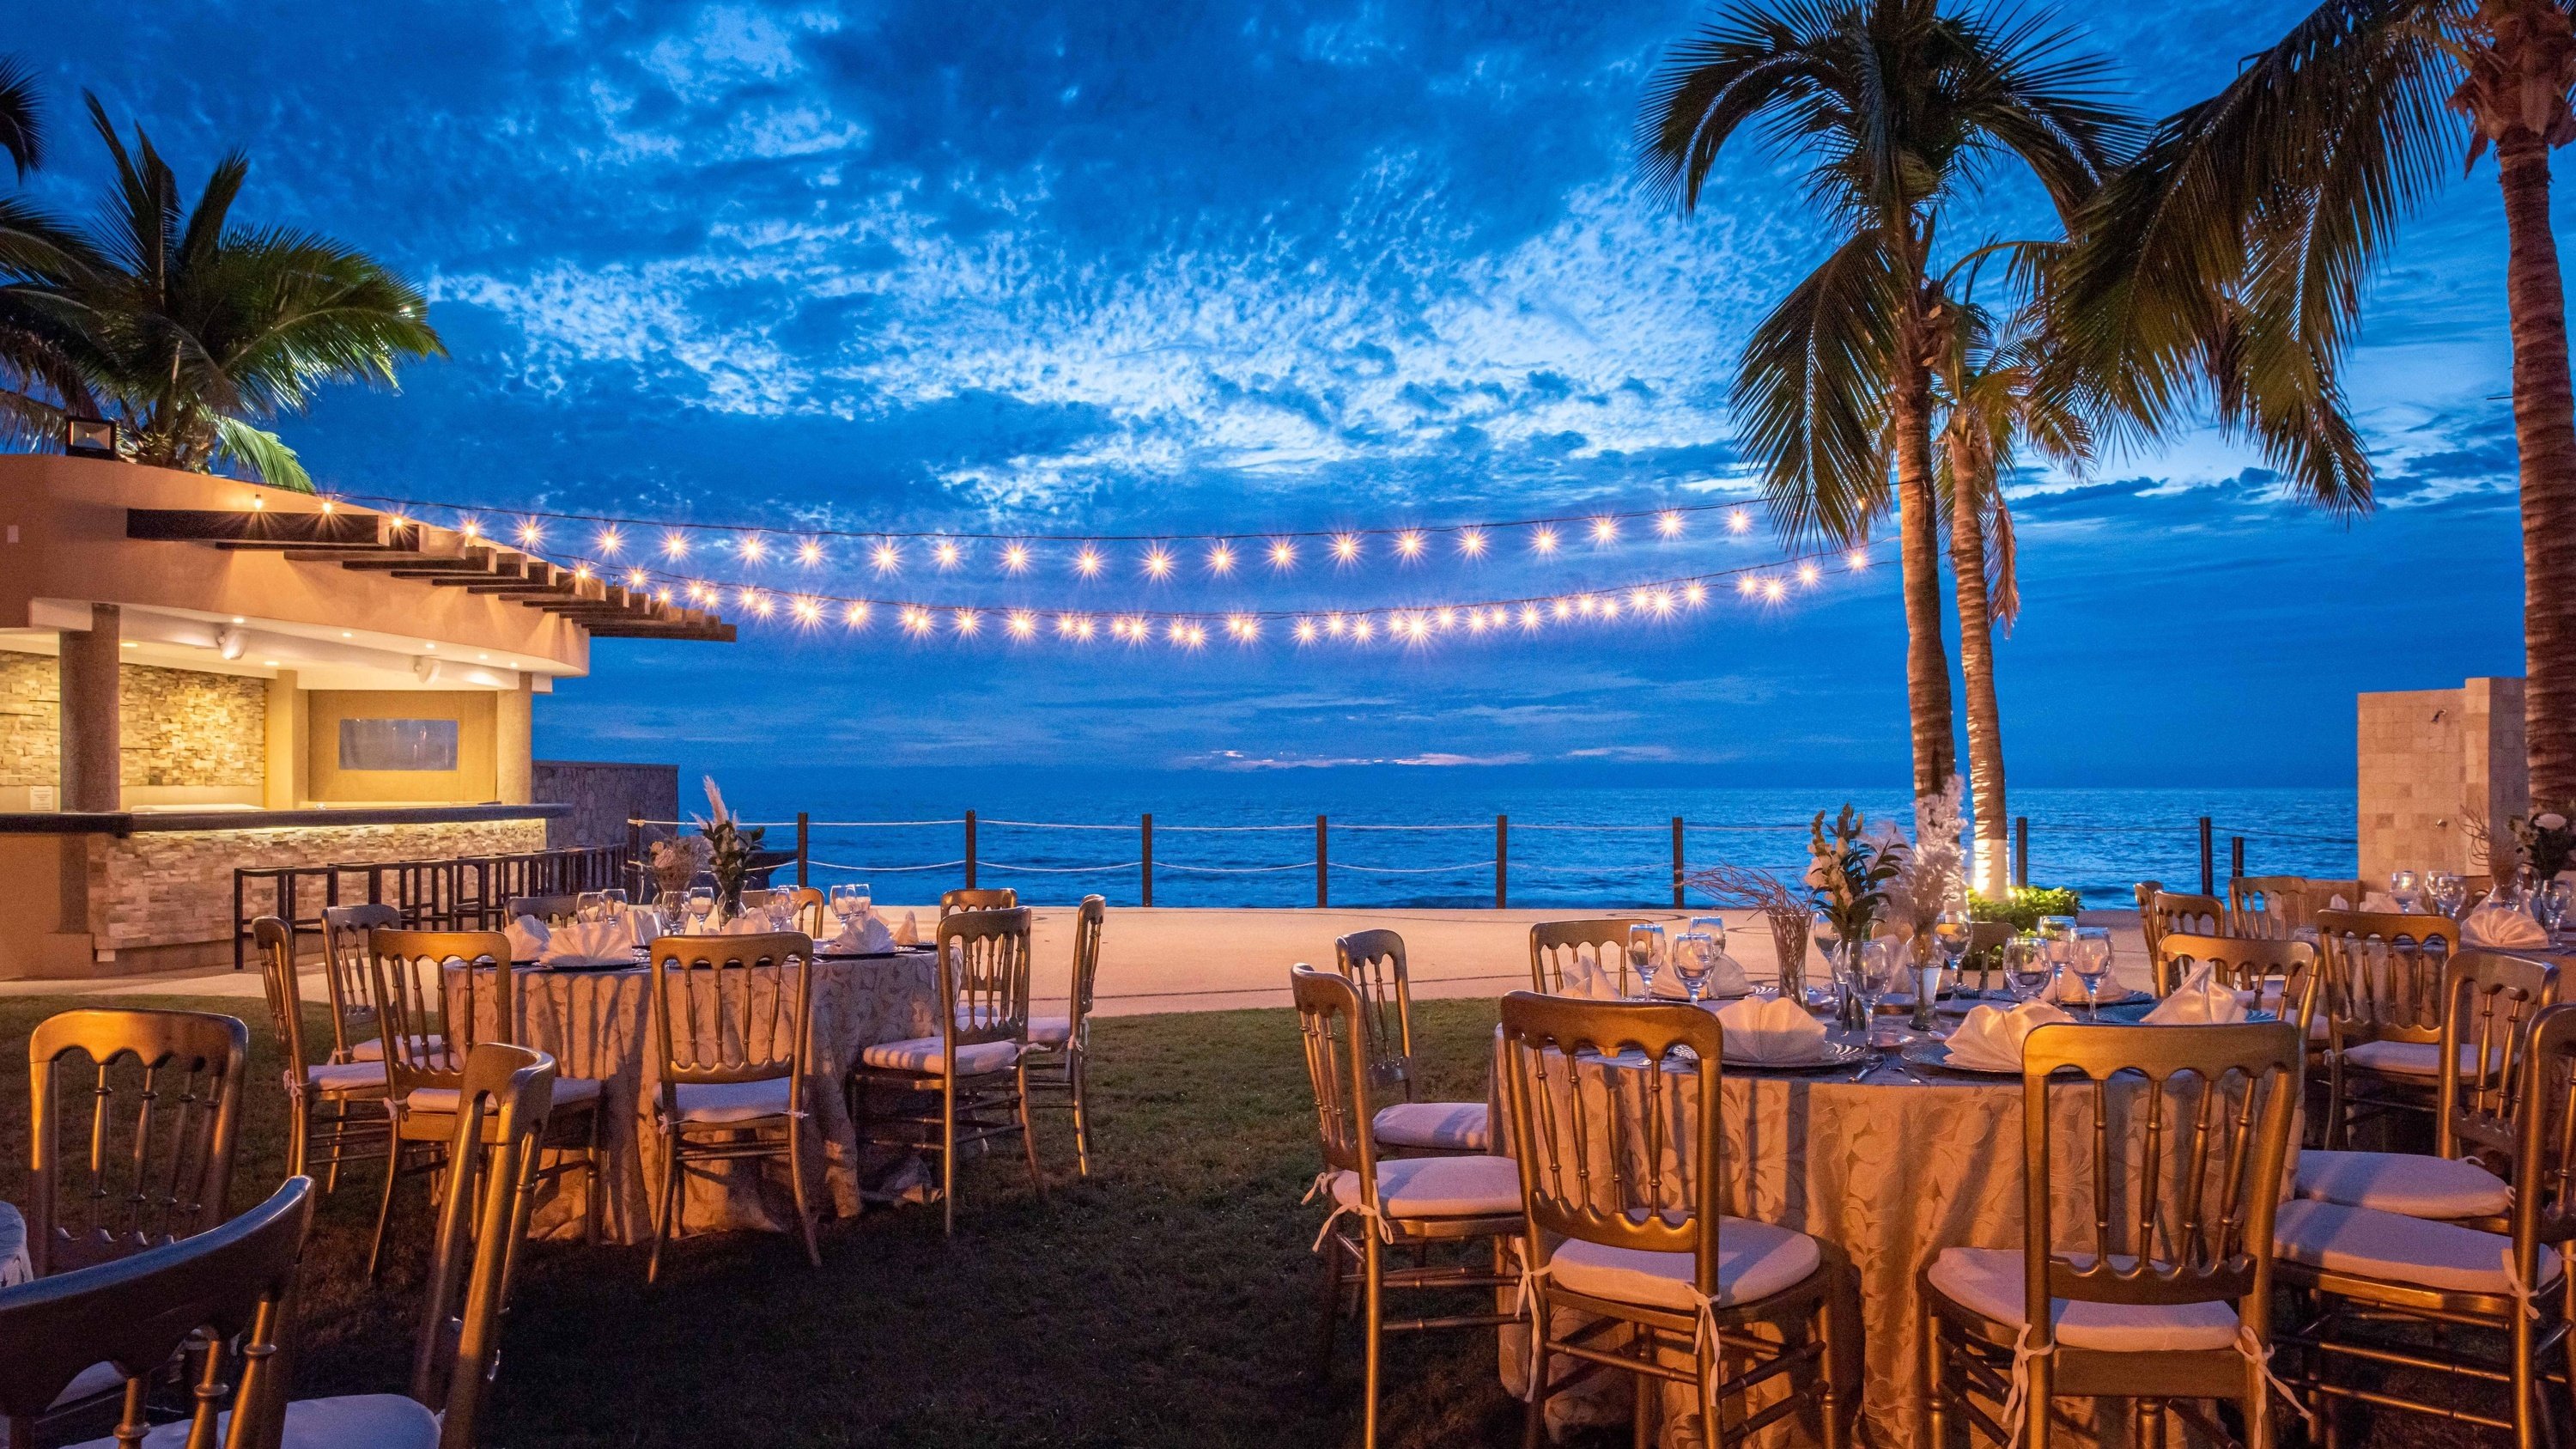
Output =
[
  {"x1": 1485, "y1": 1026, "x2": 2298, "y2": 1449},
  {"x1": 0, "y1": 1201, "x2": 27, "y2": 1288},
  {"x1": 445, "y1": 953, "x2": 939, "y2": 1244}
]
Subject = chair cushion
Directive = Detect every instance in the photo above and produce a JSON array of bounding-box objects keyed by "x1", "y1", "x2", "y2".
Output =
[
  {"x1": 406, "y1": 1075, "x2": 602, "y2": 1115},
  {"x1": 349, "y1": 1034, "x2": 442, "y2": 1063},
  {"x1": 667, "y1": 1078, "x2": 794, "y2": 1124},
  {"x1": 1546, "y1": 1220, "x2": 1821, "y2": 1312},
  {"x1": 2293, "y1": 1149, "x2": 2511, "y2": 1219},
  {"x1": 2342, "y1": 1040, "x2": 2494, "y2": 1078},
  {"x1": 2274, "y1": 1197, "x2": 2562, "y2": 1296},
  {"x1": 1927, "y1": 1247, "x2": 2240, "y2": 1352},
  {"x1": 1372, "y1": 1101, "x2": 1493, "y2": 1152},
  {"x1": 70, "y1": 1393, "x2": 440, "y2": 1449},
  {"x1": 1327, "y1": 1154, "x2": 1524, "y2": 1220},
  {"x1": 1029, "y1": 1014, "x2": 1073, "y2": 1047},
  {"x1": 302, "y1": 1060, "x2": 386, "y2": 1094},
  {"x1": 860, "y1": 1035, "x2": 1024, "y2": 1076},
  {"x1": 48, "y1": 1357, "x2": 124, "y2": 1409}
]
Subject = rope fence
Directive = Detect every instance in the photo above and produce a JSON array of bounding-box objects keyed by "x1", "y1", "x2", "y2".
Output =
[{"x1": 634, "y1": 805, "x2": 2355, "y2": 909}]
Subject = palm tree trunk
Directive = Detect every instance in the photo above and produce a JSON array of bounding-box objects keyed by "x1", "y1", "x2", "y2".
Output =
[
  {"x1": 1947, "y1": 438, "x2": 2008, "y2": 896},
  {"x1": 2498, "y1": 129, "x2": 2576, "y2": 804},
  {"x1": 1890, "y1": 343, "x2": 1959, "y2": 804}
]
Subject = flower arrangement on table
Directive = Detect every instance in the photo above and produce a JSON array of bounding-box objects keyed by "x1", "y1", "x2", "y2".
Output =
[
  {"x1": 2514, "y1": 807, "x2": 2576, "y2": 880},
  {"x1": 1884, "y1": 776, "x2": 1968, "y2": 957},
  {"x1": 1806, "y1": 804, "x2": 1906, "y2": 1027},
  {"x1": 1688, "y1": 862, "x2": 1812, "y2": 1001},
  {"x1": 647, "y1": 833, "x2": 712, "y2": 898},
  {"x1": 692, "y1": 776, "x2": 765, "y2": 914}
]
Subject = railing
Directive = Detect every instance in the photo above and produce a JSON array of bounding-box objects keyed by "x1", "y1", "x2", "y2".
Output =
[
  {"x1": 627, "y1": 812, "x2": 2359, "y2": 910},
  {"x1": 233, "y1": 843, "x2": 628, "y2": 969}
]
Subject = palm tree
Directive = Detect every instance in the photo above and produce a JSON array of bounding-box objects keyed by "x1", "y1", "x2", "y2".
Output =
[
  {"x1": 0, "y1": 57, "x2": 99, "y2": 449},
  {"x1": 2058, "y1": 1, "x2": 2576, "y2": 797},
  {"x1": 1637, "y1": 0, "x2": 2135, "y2": 805},
  {"x1": 1931, "y1": 271, "x2": 2093, "y2": 892},
  {"x1": 32, "y1": 95, "x2": 444, "y2": 490}
]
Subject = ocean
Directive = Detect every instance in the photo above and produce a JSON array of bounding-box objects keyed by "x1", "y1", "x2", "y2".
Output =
[{"x1": 683, "y1": 769, "x2": 2357, "y2": 910}]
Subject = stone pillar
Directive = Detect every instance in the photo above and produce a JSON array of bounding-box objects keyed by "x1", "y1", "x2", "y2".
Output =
[
  {"x1": 263, "y1": 671, "x2": 307, "y2": 809},
  {"x1": 57, "y1": 604, "x2": 119, "y2": 813},
  {"x1": 495, "y1": 676, "x2": 532, "y2": 806},
  {"x1": 2357, "y1": 677, "x2": 2528, "y2": 882}
]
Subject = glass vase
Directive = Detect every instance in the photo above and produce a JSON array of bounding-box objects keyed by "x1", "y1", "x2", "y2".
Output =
[{"x1": 1834, "y1": 939, "x2": 1870, "y2": 1031}]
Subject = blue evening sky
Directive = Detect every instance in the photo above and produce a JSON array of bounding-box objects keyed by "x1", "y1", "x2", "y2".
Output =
[{"x1": 7, "y1": 1, "x2": 2544, "y2": 791}]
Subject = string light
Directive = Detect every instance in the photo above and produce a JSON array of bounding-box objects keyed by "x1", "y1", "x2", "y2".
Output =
[
  {"x1": 1458, "y1": 528, "x2": 1487, "y2": 557},
  {"x1": 1142, "y1": 546, "x2": 1175, "y2": 579},
  {"x1": 798, "y1": 539, "x2": 823, "y2": 566},
  {"x1": 1076, "y1": 546, "x2": 1106, "y2": 578},
  {"x1": 1007, "y1": 610, "x2": 1036, "y2": 639},
  {"x1": 624, "y1": 567, "x2": 647, "y2": 588},
  {"x1": 1531, "y1": 527, "x2": 1558, "y2": 555},
  {"x1": 1206, "y1": 543, "x2": 1236, "y2": 575},
  {"x1": 739, "y1": 535, "x2": 767, "y2": 563},
  {"x1": 1657, "y1": 510, "x2": 1684, "y2": 538},
  {"x1": 933, "y1": 540, "x2": 961, "y2": 569},
  {"x1": 1268, "y1": 539, "x2": 1297, "y2": 570},
  {"x1": 598, "y1": 527, "x2": 623, "y2": 556},
  {"x1": 843, "y1": 601, "x2": 870, "y2": 627},
  {"x1": 662, "y1": 532, "x2": 690, "y2": 559},
  {"x1": 1797, "y1": 562, "x2": 1820, "y2": 587},
  {"x1": 1331, "y1": 533, "x2": 1361, "y2": 563},
  {"x1": 1294, "y1": 618, "x2": 1319, "y2": 643},
  {"x1": 1001, "y1": 543, "x2": 1032, "y2": 573},
  {"x1": 1848, "y1": 549, "x2": 1869, "y2": 569},
  {"x1": 1394, "y1": 530, "x2": 1425, "y2": 560},
  {"x1": 953, "y1": 608, "x2": 981, "y2": 636},
  {"x1": 1590, "y1": 517, "x2": 1619, "y2": 544},
  {"x1": 1728, "y1": 509, "x2": 1753, "y2": 534},
  {"x1": 872, "y1": 541, "x2": 902, "y2": 573},
  {"x1": 517, "y1": 520, "x2": 543, "y2": 546},
  {"x1": 793, "y1": 596, "x2": 822, "y2": 624}
]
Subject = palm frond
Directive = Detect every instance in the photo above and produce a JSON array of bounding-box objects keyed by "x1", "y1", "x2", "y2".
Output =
[
  {"x1": 0, "y1": 56, "x2": 45, "y2": 180},
  {"x1": 211, "y1": 415, "x2": 310, "y2": 491},
  {"x1": 1737, "y1": 230, "x2": 1905, "y2": 547}
]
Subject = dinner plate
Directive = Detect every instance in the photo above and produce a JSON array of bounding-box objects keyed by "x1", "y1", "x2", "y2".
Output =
[
  {"x1": 1722, "y1": 1040, "x2": 1872, "y2": 1072},
  {"x1": 1900, "y1": 1040, "x2": 2019, "y2": 1076}
]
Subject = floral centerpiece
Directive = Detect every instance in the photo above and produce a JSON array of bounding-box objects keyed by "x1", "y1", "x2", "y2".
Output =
[
  {"x1": 1806, "y1": 804, "x2": 1905, "y2": 1026},
  {"x1": 647, "y1": 833, "x2": 711, "y2": 898},
  {"x1": 1884, "y1": 776, "x2": 1968, "y2": 956},
  {"x1": 691, "y1": 776, "x2": 765, "y2": 915},
  {"x1": 1686, "y1": 862, "x2": 1811, "y2": 1002}
]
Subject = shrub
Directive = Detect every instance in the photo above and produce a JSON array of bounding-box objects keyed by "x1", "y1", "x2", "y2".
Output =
[{"x1": 1970, "y1": 886, "x2": 2082, "y2": 933}]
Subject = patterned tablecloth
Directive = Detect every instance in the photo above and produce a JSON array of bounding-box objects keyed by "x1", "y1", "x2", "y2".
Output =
[
  {"x1": 447, "y1": 954, "x2": 940, "y2": 1243},
  {"x1": 0, "y1": 1201, "x2": 27, "y2": 1288},
  {"x1": 1486, "y1": 1029, "x2": 2297, "y2": 1448}
]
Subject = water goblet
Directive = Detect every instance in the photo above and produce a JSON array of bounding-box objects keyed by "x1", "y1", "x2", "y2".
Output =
[
  {"x1": 1921, "y1": 908, "x2": 1971, "y2": 1027},
  {"x1": 829, "y1": 884, "x2": 860, "y2": 924},
  {"x1": 1627, "y1": 923, "x2": 1668, "y2": 1000},
  {"x1": 2428, "y1": 873, "x2": 2468, "y2": 919},
  {"x1": 852, "y1": 881, "x2": 873, "y2": 916},
  {"x1": 2002, "y1": 935, "x2": 2052, "y2": 1004},
  {"x1": 2390, "y1": 869, "x2": 2421, "y2": 913},
  {"x1": 657, "y1": 890, "x2": 690, "y2": 931},
  {"x1": 575, "y1": 891, "x2": 606, "y2": 923},
  {"x1": 2072, "y1": 925, "x2": 2115, "y2": 1021},
  {"x1": 686, "y1": 886, "x2": 716, "y2": 932},
  {"x1": 2542, "y1": 879, "x2": 2576, "y2": 941},
  {"x1": 1672, "y1": 931, "x2": 1716, "y2": 1005},
  {"x1": 1686, "y1": 916, "x2": 1729, "y2": 957},
  {"x1": 601, "y1": 888, "x2": 629, "y2": 916}
]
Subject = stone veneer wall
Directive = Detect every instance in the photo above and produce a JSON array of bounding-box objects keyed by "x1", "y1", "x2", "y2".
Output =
[
  {"x1": 0, "y1": 652, "x2": 266, "y2": 790},
  {"x1": 89, "y1": 817, "x2": 548, "y2": 953},
  {"x1": 2357, "y1": 677, "x2": 2527, "y2": 883},
  {"x1": 532, "y1": 759, "x2": 678, "y2": 849}
]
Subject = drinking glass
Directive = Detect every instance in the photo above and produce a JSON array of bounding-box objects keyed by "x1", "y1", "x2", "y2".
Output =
[
  {"x1": 2002, "y1": 935, "x2": 2052, "y2": 1003},
  {"x1": 2389, "y1": 869, "x2": 2421, "y2": 913},
  {"x1": 1856, "y1": 940, "x2": 1906, "y2": 1041},
  {"x1": 829, "y1": 884, "x2": 861, "y2": 925},
  {"x1": 575, "y1": 891, "x2": 606, "y2": 922},
  {"x1": 1924, "y1": 908, "x2": 1971, "y2": 1022},
  {"x1": 657, "y1": 890, "x2": 690, "y2": 930},
  {"x1": 686, "y1": 886, "x2": 716, "y2": 931},
  {"x1": 601, "y1": 888, "x2": 629, "y2": 915},
  {"x1": 2542, "y1": 879, "x2": 2576, "y2": 940},
  {"x1": 1627, "y1": 923, "x2": 1667, "y2": 1000},
  {"x1": 852, "y1": 881, "x2": 873, "y2": 915},
  {"x1": 1686, "y1": 916, "x2": 1729, "y2": 957},
  {"x1": 2071, "y1": 925, "x2": 2115, "y2": 1020},
  {"x1": 2428, "y1": 873, "x2": 2468, "y2": 919},
  {"x1": 1672, "y1": 931, "x2": 1716, "y2": 1004}
]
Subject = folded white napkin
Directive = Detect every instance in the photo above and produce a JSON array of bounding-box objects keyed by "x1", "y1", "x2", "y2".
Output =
[
  {"x1": 823, "y1": 912, "x2": 898, "y2": 954},
  {"x1": 540, "y1": 919, "x2": 636, "y2": 969},
  {"x1": 2464, "y1": 903, "x2": 2551, "y2": 949},
  {"x1": 1647, "y1": 951, "x2": 1754, "y2": 999},
  {"x1": 624, "y1": 909, "x2": 665, "y2": 946},
  {"x1": 1712, "y1": 995, "x2": 1829, "y2": 1063},
  {"x1": 2143, "y1": 962, "x2": 2249, "y2": 1025},
  {"x1": 1944, "y1": 1001, "x2": 2074, "y2": 1073},
  {"x1": 503, "y1": 915, "x2": 550, "y2": 961},
  {"x1": 1555, "y1": 954, "x2": 1625, "y2": 1001},
  {"x1": 2359, "y1": 892, "x2": 2400, "y2": 914},
  {"x1": 714, "y1": 913, "x2": 775, "y2": 937},
  {"x1": 894, "y1": 910, "x2": 920, "y2": 947},
  {"x1": 2044, "y1": 970, "x2": 2124, "y2": 1006}
]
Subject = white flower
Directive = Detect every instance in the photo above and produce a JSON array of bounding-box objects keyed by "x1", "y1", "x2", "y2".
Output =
[{"x1": 2539, "y1": 813, "x2": 2567, "y2": 831}]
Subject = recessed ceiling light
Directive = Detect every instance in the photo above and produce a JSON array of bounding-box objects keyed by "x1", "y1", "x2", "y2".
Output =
[
  {"x1": 477, "y1": 654, "x2": 489, "y2": 661},
  {"x1": 341, "y1": 630, "x2": 352, "y2": 638},
  {"x1": 230, "y1": 616, "x2": 245, "y2": 624},
  {"x1": 119, "y1": 641, "x2": 135, "y2": 648},
  {"x1": 262, "y1": 660, "x2": 277, "y2": 667},
  {"x1": 422, "y1": 642, "x2": 436, "y2": 650}
]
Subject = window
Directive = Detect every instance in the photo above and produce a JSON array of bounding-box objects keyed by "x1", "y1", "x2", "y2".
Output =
[{"x1": 338, "y1": 718, "x2": 459, "y2": 771}]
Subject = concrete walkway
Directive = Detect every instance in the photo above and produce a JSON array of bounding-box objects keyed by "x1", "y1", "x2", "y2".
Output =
[{"x1": 1, "y1": 905, "x2": 2154, "y2": 1014}]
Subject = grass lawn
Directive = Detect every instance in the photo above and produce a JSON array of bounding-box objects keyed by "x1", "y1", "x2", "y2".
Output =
[{"x1": 0, "y1": 994, "x2": 2498, "y2": 1447}]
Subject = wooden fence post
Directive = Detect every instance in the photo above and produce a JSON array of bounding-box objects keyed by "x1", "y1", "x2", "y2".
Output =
[
  {"x1": 965, "y1": 811, "x2": 979, "y2": 890},
  {"x1": 1496, "y1": 813, "x2": 1509, "y2": 910},
  {"x1": 1671, "y1": 817, "x2": 1685, "y2": 908},
  {"x1": 1141, "y1": 813, "x2": 1154, "y2": 907},
  {"x1": 1315, "y1": 814, "x2": 1328, "y2": 909}
]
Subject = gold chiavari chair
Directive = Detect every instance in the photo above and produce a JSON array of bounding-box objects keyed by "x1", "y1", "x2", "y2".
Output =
[
  {"x1": 2136, "y1": 880, "x2": 2168, "y2": 965},
  {"x1": 0, "y1": 1178, "x2": 312, "y2": 1449},
  {"x1": 321, "y1": 902, "x2": 408, "y2": 1064},
  {"x1": 253, "y1": 917, "x2": 391, "y2": 1192},
  {"x1": 361, "y1": 928, "x2": 603, "y2": 1277},
  {"x1": 849, "y1": 906, "x2": 1044, "y2": 1234},
  {"x1": 1294, "y1": 967, "x2": 1520, "y2": 1449},
  {"x1": 2150, "y1": 934, "x2": 2327, "y2": 1038},
  {"x1": 2293, "y1": 951, "x2": 2554, "y2": 1225},
  {"x1": 2227, "y1": 875, "x2": 2309, "y2": 938},
  {"x1": 644, "y1": 931, "x2": 821, "y2": 1282},
  {"x1": 2274, "y1": 1000, "x2": 2576, "y2": 1445},
  {"x1": 2313, "y1": 908, "x2": 2464, "y2": 1148},
  {"x1": 17, "y1": 1008, "x2": 248, "y2": 1448},
  {"x1": 2148, "y1": 890, "x2": 2230, "y2": 943},
  {"x1": 785, "y1": 886, "x2": 827, "y2": 938},
  {"x1": 1500, "y1": 990, "x2": 1844, "y2": 1449},
  {"x1": 1025, "y1": 895, "x2": 1107, "y2": 1176},
  {"x1": 1528, "y1": 918, "x2": 1631, "y2": 996},
  {"x1": 504, "y1": 893, "x2": 580, "y2": 925},
  {"x1": 1921, "y1": 1020, "x2": 2304, "y2": 1449},
  {"x1": 939, "y1": 887, "x2": 1018, "y2": 918},
  {"x1": 1333, "y1": 929, "x2": 1491, "y2": 1155}
]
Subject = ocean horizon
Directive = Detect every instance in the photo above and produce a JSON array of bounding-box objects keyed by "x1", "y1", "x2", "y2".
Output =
[{"x1": 648, "y1": 767, "x2": 2359, "y2": 910}]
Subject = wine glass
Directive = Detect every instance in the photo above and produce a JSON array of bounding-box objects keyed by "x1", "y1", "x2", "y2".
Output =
[
  {"x1": 2428, "y1": 873, "x2": 2468, "y2": 919},
  {"x1": 2071, "y1": 925, "x2": 2115, "y2": 1021},
  {"x1": 852, "y1": 881, "x2": 873, "y2": 916},
  {"x1": 601, "y1": 888, "x2": 629, "y2": 916},
  {"x1": 1853, "y1": 939, "x2": 1904, "y2": 1038},
  {"x1": 657, "y1": 890, "x2": 690, "y2": 932},
  {"x1": 1627, "y1": 923, "x2": 1668, "y2": 1000},
  {"x1": 1672, "y1": 931, "x2": 1716, "y2": 1005},
  {"x1": 2389, "y1": 869, "x2": 2421, "y2": 913},
  {"x1": 2002, "y1": 935, "x2": 2052, "y2": 1004},
  {"x1": 1686, "y1": 915, "x2": 1729, "y2": 957},
  {"x1": 1929, "y1": 908, "x2": 1971, "y2": 1012},
  {"x1": 2542, "y1": 879, "x2": 2576, "y2": 941},
  {"x1": 686, "y1": 886, "x2": 716, "y2": 932},
  {"x1": 829, "y1": 884, "x2": 861, "y2": 925},
  {"x1": 575, "y1": 891, "x2": 606, "y2": 923}
]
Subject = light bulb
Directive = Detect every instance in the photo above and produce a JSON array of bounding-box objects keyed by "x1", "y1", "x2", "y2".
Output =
[
  {"x1": 1531, "y1": 527, "x2": 1558, "y2": 556},
  {"x1": 663, "y1": 532, "x2": 690, "y2": 558},
  {"x1": 1728, "y1": 508, "x2": 1753, "y2": 534},
  {"x1": 1457, "y1": 528, "x2": 1487, "y2": 557},
  {"x1": 1656, "y1": 510, "x2": 1683, "y2": 538},
  {"x1": 1268, "y1": 539, "x2": 1297, "y2": 570},
  {"x1": 739, "y1": 534, "x2": 767, "y2": 562},
  {"x1": 1076, "y1": 546, "x2": 1105, "y2": 577},
  {"x1": 598, "y1": 527, "x2": 623, "y2": 555},
  {"x1": 1206, "y1": 543, "x2": 1236, "y2": 575},
  {"x1": 798, "y1": 539, "x2": 823, "y2": 566},
  {"x1": 1331, "y1": 533, "x2": 1360, "y2": 563},
  {"x1": 1590, "y1": 517, "x2": 1618, "y2": 544},
  {"x1": 872, "y1": 541, "x2": 902, "y2": 573},
  {"x1": 933, "y1": 540, "x2": 962, "y2": 569},
  {"x1": 1394, "y1": 530, "x2": 1425, "y2": 559},
  {"x1": 1001, "y1": 542, "x2": 1031, "y2": 573},
  {"x1": 1143, "y1": 546, "x2": 1175, "y2": 579}
]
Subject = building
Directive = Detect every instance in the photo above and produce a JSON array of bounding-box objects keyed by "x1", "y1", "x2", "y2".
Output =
[{"x1": 0, "y1": 454, "x2": 719, "y2": 977}]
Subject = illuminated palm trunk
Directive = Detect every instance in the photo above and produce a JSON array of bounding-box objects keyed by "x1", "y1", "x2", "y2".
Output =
[
  {"x1": 2496, "y1": 129, "x2": 2576, "y2": 802},
  {"x1": 1889, "y1": 320, "x2": 1959, "y2": 807},
  {"x1": 1947, "y1": 437, "x2": 2010, "y2": 894}
]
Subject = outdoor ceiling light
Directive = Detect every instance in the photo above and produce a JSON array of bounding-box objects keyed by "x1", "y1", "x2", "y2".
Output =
[
  {"x1": 216, "y1": 626, "x2": 247, "y2": 661},
  {"x1": 64, "y1": 416, "x2": 119, "y2": 459}
]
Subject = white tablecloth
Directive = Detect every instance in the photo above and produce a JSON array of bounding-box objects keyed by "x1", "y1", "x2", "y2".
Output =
[{"x1": 0, "y1": 1202, "x2": 27, "y2": 1288}]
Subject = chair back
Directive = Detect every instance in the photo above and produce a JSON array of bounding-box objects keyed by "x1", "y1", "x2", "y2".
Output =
[
  {"x1": 27, "y1": 1008, "x2": 248, "y2": 1277},
  {"x1": 413, "y1": 1043, "x2": 557, "y2": 1449},
  {"x1": 366, "y1": 929, "x2": 509, "y2": 1099},
  {"x1": 2315, "y1": 909, "x2": 2461, "y2": 1046},
  {"x1": 0, "y1": 1178, "x2": 312, "y2": 1445},
  {"x1": 940, "y1": 907, "x2": 1033, "y2": 1050},
  {"x1": 1291, "y1": 966, "x2": 1378, "y2": 1196},
  {"x1": 2148, "y1": 891, "x2": 2229, "y2": 941},
  {"x1": 1334, "y1": 929, "x2": 1418, "y2": 1099},
  {"x1": 320, "y1": 903, "x2": 402, "y2": 1062},
  {"x1": 940, "y1": 887, "x2": 1018, "y2": 918},
  {"x1": 2228, "y1": 875, "x2": 2312, "y2": 938},
  {"x1": 2153, "y1": 934, "x2": 2326, "y2": 1038},
  {"x1": 1498, "y1": 992, "x2": 1727, "y2": 1297},
  {"x1": 252, "y1": 916, "x2": 317, "y2": 1086},
  {"x1": 504, "y1": 894, "x2": 579, "y2": 925},
  {"x1": 645, "y1": 933, "x2": 814, "y2": 1126},
  {"x1": 1528, "y1": 918, "x2": 1631, "y2": 997},
  {"x1": 2135, "y1": 880, "x2": 2166, "y2": 963},
  {"x1": 2437, "y1": 952, "x2": 2560, "y2": 1164},
  {"x1": 2016, "y1": 1021, "x2": 2302, "y2": 1353},
  {"x1": 2506, "y1": 1004, "x2": 2576, "y2": 1277},
  {"x1": 783, "y1": 886, "x2": 826, "y2": 938},
  {"x1": 1067, "y1": 894, "x2": 1108, "y2": 1028}
]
